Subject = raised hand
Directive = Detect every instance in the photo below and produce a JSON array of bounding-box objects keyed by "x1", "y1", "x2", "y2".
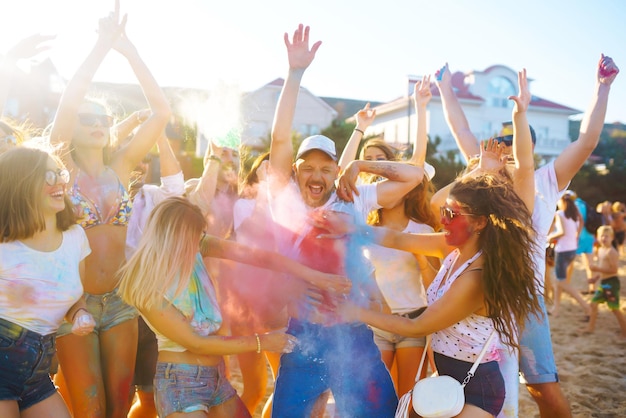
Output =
[
  {"x1": 509, "y1": 68, "x2": 530, "y2": 114},
  {"x1": 413, "y1": 74, "x2": 433, "y2": 109},
  {"x1": 97, "y1": 0, "x2": 127, "y2": 46},
  {"x1": 598, "y1": 54, "x2": 619, "y2": 85},
  {"x1": 355, "y1": 102, "x2": 376, "y2": 129},
  {"x1": 283, "y1": 24, "x2": 322, "y2": 71},
  {"x1": 5, "y1": 33, "x2": 55, "y2": 61},
  {"x1": 477, "y1": 138, "x2": 506, "y2": 174},
  {"x1": 434, "y1": 62, "x2": 451, "y2": 87}
]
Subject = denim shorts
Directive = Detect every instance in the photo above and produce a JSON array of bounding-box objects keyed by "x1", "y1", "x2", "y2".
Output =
[
  {"x1": 133, "y1": 316, "x2": 158, "y2": 391},
  {"x1": 519, "y1": 295, "x2": 559, "y2": 384},
  {"x1": 154, "y1": 360, "x2": 237, "y2": 416},
  {"x1": 56, "y1": 289, "x2": 138, "y2": 337},
  {"x1": 433, "y1": 352, "x2": 505, "y2": 416},
  {"x1": 554, "y1": 250, "x2": 576, "y2": 280},
  {"x1": 0, "y1": 317, "x2": 57, "y2": 410},
  {"x1": 371, "y1": 326, "x2": 426, "y2": 351}
]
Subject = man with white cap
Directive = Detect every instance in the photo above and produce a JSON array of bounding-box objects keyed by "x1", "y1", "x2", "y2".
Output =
[{"x1": 266, "y1": 25, "x2": 423, "y2": 417}]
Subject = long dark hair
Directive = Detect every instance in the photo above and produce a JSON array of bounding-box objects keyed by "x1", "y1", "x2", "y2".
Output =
[{"x1": 450, "y1": 174, "x2": 540, "y2": 349}]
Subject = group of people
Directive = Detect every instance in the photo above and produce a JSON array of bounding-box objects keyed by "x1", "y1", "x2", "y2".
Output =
[{"x1": 0, "y1": 4, "x2": 621, "y2": 418}]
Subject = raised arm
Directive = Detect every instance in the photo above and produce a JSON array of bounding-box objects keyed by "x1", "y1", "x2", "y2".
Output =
[
  {"x1": 186, "y1": 140, "x2": 223, "y2": 217},
  {"x1": 553, "y1": 54, "x2": 619, "y2": 190},
  {"x1": 336, "y1": 159, "x2": 423, "y2": 208},
  {"x1": 269, "y1": 24, "x2": 321, "y2": 188},
  {"x1": 109, "y1": 23, "x2": 171, "y2": 178},
  {"x1": 0, "y1": 33, "x2": 55, "y2": 117},
  {"x1": 434, "y1": 63, "x2": 480, "y2": 162},
  {"x1": 337, "y1": 103, "x2": 376, "y2": 169},
  {"x1": 49, "y1": 5, "x2": 126, "y2": 169},
  {"x1": 409, "y1": 75, "x2": 432, "y2": 167},
  {"x1": 509, "y1": 68, "x2": 535, "y2": 212}
]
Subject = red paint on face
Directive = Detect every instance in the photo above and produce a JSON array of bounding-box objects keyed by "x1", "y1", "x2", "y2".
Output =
[{"x1": 441, "y1": 200, "x2": 474, "y2": 247}]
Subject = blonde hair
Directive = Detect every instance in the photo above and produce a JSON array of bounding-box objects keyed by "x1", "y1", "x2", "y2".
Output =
[
  {"x1": 117, "y1": 197, "x2": 207, "y2": 311},
  {"x1": 597, "y1": 225, "x2": 614, "y2": 239}
]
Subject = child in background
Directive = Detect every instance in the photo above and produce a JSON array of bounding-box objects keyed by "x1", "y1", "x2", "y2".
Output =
[{"x1": 583, "y1": 225, "x2": 626, "y2": 338}]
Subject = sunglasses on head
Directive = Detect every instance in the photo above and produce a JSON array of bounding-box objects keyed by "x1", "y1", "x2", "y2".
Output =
[
  {"x1": 78, "y1": 113, "x2": 114, "y2": 128},
  {"x1": 494, "y1": 134, "x2": 513, "y2": 146},
  {"x1": 440, "y1": 206, "x2": 475, "y2": 223},
  {"x1": 45, "y1": 169, "x2": 70, "y2": 186},
  {"x1": 0, "y1": 134, "x2": 17, "y2": 146}
]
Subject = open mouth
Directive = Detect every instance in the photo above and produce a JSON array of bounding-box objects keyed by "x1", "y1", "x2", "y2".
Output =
[{"x1": 308, "y1": 184, "x2": 324, "y2": 197}]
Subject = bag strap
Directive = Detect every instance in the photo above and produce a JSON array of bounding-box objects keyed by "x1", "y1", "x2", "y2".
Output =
[
  {"x1": 461, "y1": 330, "x2": 497, "y2": 387},
  {"x1": 414, "y1": 335, "x2": 430, "y2": 383}
]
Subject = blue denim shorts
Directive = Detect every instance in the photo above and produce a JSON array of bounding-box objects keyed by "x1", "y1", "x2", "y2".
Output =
[
  {"x1": 0, "y1": 317, "x2": 57, "y2": 410},
  {"x1": 154, "y1": 360, "x2": 237, "y2": 416},
  {"x1": 434, "y1": 352, "x2": 505, "y2": 416},
  {"x1": 554, "y1": 250, "x2": 576, "y2": 280},
  {"x1": 519, "y1": 295, "x2": 559, "y2": 384},
  {"x1": 56, "y1": 289, "x2": 138, "y2": 337}
]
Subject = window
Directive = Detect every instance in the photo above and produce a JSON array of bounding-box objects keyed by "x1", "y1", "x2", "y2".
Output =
[{"x1": 487, "y1": 77, "x2": 515, "y2": 109}]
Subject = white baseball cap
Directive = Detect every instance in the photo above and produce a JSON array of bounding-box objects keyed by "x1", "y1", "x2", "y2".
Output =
[
  {"x1": 295, "y1": 135, "x2": 337, "y2": 161},
  {"x1": 424, "y1": 162, "x2": 436, "y2": 181}
]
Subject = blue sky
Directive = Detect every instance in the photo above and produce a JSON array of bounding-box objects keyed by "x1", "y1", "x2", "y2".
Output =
[{"x1": 2, "y1": 0, "x2": 625, "y2": 123}]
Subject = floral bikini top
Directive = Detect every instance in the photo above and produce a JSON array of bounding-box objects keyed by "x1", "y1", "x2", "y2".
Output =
[{"x1": 69, "y1": 167, "x2": 132, "y2": 229}]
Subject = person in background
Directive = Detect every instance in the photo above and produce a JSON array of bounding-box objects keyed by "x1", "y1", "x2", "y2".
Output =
[
  {"x1": 126, "y1": 130, "x2": 184, "y2": 418},
  {"x1": 0, "y1": 147, "x2": 95, "y2": 417},
  {"x1": 48, "y1": 3, "x2": 171, "y2": 416},
  {"x1": 610, "y1": 201, "x2": 625, "y2": 255},
  {"x1": 571, "y1": 192, "x2": 597, "y2": 294},
  {"x1": 338, "y1": 78, "x2": 440, "y2": 396},
  {"x1": 582, "y1": 225, "x2": 626, "y2": 338},
  {"x1": 548, "y1": 192, "x2": 590, "y2": 318}
]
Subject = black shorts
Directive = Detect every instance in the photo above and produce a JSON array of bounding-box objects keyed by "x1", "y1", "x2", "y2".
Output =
[{"x1": 133, "y1": 316, "x2": 158, "y2": 390}]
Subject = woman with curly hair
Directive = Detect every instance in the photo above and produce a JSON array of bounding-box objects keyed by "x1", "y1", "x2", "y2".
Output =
[{"x1": 335, "y1": 173, "x2": 541, "y2": 417}]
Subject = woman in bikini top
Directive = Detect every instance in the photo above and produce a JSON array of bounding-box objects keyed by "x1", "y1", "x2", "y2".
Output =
[{"x1": 47, "y1": 7, "x2": 172, "y2": 417}]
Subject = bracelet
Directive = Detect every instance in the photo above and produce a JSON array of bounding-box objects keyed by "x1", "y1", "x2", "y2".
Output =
[
  {"x1": 208, "y1": 155, "x2": 222, "y2": 164},
  {"x1": 71, "y1": 308, "x2": 88, "y2": 322},
  {"x1": 254, "y1": 333, "x2": 261, "y2": 354},
  {"x1": 354, "y1": 128, "x2": 365, "y2": 135}
]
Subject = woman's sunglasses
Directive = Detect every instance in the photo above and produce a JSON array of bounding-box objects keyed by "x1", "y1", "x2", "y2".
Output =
[
  {"x1": 45, "y1": 169, "x2": 70, "y2": 186},
  {"x1": 78, "y1": 113, "x2": 114, "y2": 128},
  {"x1": 493, "y1": 134, "x2": 513, "y2": 146},
  {"x1": 440, "y1": 206, "x2": 475, "y2": 223}
]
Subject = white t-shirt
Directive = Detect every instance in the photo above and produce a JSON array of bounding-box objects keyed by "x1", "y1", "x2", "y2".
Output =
[
  {"x1": 554, "y1": 210, "x2": 579, "y2": 253},
  {"x1": 365, "y1": 220, "x2": 433, "y2": 313},
  {"x1": 531, "y1": 161, "x2": 568, "y2": 292},
  {"x1": 0, "y1": 225, "x2": 91, "y2": 335},
  {"x1": 126, "y1": 171, "x2": 185, "y2": 259}
]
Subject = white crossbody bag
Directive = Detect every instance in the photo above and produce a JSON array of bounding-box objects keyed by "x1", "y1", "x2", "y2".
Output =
[{"x1": 395, "y1": 330, "x2": 497, "y2": 418}]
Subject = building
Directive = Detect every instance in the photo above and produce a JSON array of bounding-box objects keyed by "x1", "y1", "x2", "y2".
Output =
[
  {"x1": 240, "y1": 78, "x2": 338, "y2": 149},
  {"x1": 358, "y1": 65, "x2": 580, "y2": 164}
]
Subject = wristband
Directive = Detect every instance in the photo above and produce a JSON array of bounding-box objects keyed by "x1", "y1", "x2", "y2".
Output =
[
  {"x1": 354, "y1": 128, "x2": 365, "y2": 135},
  {"x1": 208, "y1": 155, "x2": 222, "y2": 164},
  {"x1": 254, "y1": 333, "x2": 261, "y2": 354}
]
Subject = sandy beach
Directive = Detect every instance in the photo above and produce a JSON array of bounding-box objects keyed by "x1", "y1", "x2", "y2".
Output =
[{"x1": 229, "y1": 254, "x2": 626, "y2": 418}]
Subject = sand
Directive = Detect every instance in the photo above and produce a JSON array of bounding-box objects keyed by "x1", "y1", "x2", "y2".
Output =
[{"x1": 229, "y1": 254, "x2": 626, "y2": 418}]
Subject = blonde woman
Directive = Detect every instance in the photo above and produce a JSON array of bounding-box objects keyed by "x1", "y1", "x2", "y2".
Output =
[{"x1": 118, "y1": 197, "x2": 350, "y2": 418}]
